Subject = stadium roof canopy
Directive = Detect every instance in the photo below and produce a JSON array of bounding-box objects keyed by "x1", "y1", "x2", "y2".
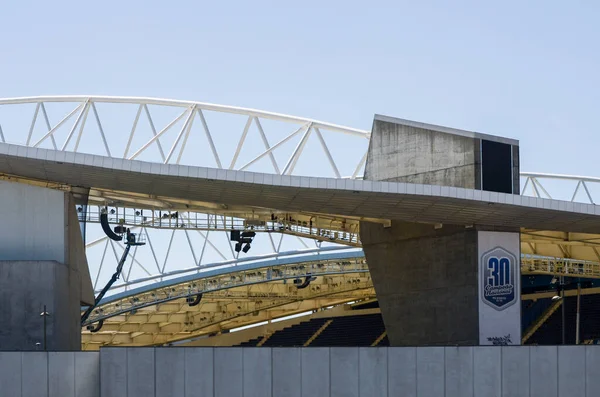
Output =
[
  {"x1": 2, "y1": 142, "x2": 600, "y2": 234},
  {"x1": 2, "y1": 96, "x2": 600, "y2": 348}
]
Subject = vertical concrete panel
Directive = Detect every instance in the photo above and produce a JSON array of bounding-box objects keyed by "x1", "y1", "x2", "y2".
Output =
[
  {"x1": 273, "y1": 348, "x2": 301, "y2": 397},
  {"x1": 243, "y1": 348, "x2": 272, "y2": 397},
  {"x1": 184, "y1": 348, "x2": 213, "y2": 397},
  {"x1": 0, "y1": 260, "x2": 80, "y2": 351},
  {"x1": 359, "y1": 347, "x2": 387, "y2": 397},
  {"x1": 558, "y1": 346, "x2": 585, "y2": 397},
  {"x1": 586, "y1": 346, "x2": 600, "y2": 397},
  {"x1": 301, "y1": 348, "x2": 329, "y2": 397},
  {"x1": 22, "y1": 352, "x2": 48, "y2": 397},
  {"x1": 530, "y1": 346, "x2": 558, "y2": 397},
  {"x1": 501, "y1": 347, "x2": 529, "y2": 397},
  {"x1": 49, "y1": 351, "x2": 75, "y2": 397},
  {"x1": 416, "y1": 347, "x2": 445, "y2": 397},
  {"x1": 0, "y1": 181, "x2": 66, "y2": 263},
  {"x1": 100, "y1": 348, "x2": 127, "y2": 397},
  {"x1": 0, "y1": 352, "x2": 22, "y2": 396},
  {"x1": 156, "y1": 348, "x2": 185, "y2": 397},
  {"x1": 445, "y1": 346, "x2": 473, "y2": 397},
  {"x1": 74, "y1": 352, "x2": 100, "y2": 397},
  {"x1": 388, "y1": 347, "x2": 416, "y2": 397},
  {"x1": 330, "y1": 348, "x2": 359, "y2": 397},
  {"x1": 214, "y1": 348, "x2": 243, "y2": 397},
  {"x1": 127, "y1": 348, "x2": 155, "y2": 397},
  {"x1": 473, "y1": 347, "x2": 501, "y2": 397}
]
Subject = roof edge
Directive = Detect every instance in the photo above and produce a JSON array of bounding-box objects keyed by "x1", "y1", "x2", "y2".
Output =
[{"x1": 373, "y1": 114, "x2": 519, "y2": 146}]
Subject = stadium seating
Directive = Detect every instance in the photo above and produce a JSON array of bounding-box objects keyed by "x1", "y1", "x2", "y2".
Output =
[
  {"x1": 236, "y1": 291, "x2": 600, "y2": 347},
  {"x1": 528, "y1": 294, "x2": 600, "y2": 344},
  {"x1": 261, "y1": 318, "x2": 329, "y2": 347},
  {"x1": 521, "y1": 298, "x2": 554, "y2": 332},
  {"x1": 310, "y1": 314, "x2": 386, "y2": 347},
  {"x1": 236, "y1": 312, "x2": 387, "y2": 347},
  {"x1": 238, "y1": 336, "x2": 264, "y2": 347}
]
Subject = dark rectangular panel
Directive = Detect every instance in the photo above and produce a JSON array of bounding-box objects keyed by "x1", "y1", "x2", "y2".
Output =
[{"x1": 482, "y1": 140, "x2": 513, "y2": 194}]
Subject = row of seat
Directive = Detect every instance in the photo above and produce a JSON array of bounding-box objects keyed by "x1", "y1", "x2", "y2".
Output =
[
  {"x1": 238, "y1": 313, "x2": 387, "y2": 347},
  {"x1": 528, "y1": 294, "x2": 600, "y2": 344}
]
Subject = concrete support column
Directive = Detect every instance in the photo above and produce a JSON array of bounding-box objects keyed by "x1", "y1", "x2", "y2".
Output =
[
  {"x1": 361, "y1": 115, "x2": 521, "y2": 346},
  {"x1": 0, "y1": 181, "x2": 94, "y2": 350},
  {"x1": 361, "y1": 221, "x2": 480, "y2": 345}
]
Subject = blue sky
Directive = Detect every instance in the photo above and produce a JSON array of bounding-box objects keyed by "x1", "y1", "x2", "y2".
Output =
[{"x1": 1, "y1": 1, "x2": 598, "y2": 176}]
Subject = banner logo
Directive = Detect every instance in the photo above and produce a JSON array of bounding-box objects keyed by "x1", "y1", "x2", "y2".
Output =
[{"x1": 481, "y1": 247, "x2": 517, "y2": 310}]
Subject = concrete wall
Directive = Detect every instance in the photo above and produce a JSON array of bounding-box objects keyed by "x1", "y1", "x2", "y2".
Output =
[
  {"x1": 99, "y1": 346, "x2": 600, "y2": 397},
  {"x1": 0, "y1": 181, "x2": 66, "y2": 263},
  {"x1": 0, "y1": 351, "x2": 99, "y2": 397},
  {"x1": 361, "y1": 116, "x2": 521, "y2": 346},
  {"x1": 0, "y1": 260, "x2": 81, "y2": 350},
  {"x1": 0, "y1": 181, "x2": 92, "y2": 350},
  {"x1": 364, "y1": 117, "x2": 480, "y2": 189},
  {"x1": 2, "y1": 347, "x2": 598, "y2": 396},
  {"x1": 360, "y1": 222, "x2": 480, "y2": 345},
  {"x1": 66, "y1": 195, "x2": 95, "y2": 306}
]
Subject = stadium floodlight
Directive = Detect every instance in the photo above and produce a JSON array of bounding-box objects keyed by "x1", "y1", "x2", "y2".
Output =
[
  {"x1": 294, "y1": 275, "x2": 317, "y2": 289},
  {"x1": 232, "y1": 230, "x2": 255, "y2": 254}
]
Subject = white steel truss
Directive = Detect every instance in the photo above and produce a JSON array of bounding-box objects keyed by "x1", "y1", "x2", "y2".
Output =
[{"x1": 83, "y1": 255, "x2": 371, "y2": 327}]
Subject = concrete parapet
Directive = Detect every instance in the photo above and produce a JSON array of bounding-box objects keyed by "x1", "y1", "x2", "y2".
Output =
[
  {"x1": 0, "y1": 346, "x2": 596, "y2": 396},
  {"x1": 96, "y1": 346, "x2": 597, "y2": 397}
]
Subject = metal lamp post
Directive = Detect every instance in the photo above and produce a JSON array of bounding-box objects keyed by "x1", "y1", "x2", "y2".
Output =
[{"x1": 40, "y1": 305, "x2": 50, "y2": 351}]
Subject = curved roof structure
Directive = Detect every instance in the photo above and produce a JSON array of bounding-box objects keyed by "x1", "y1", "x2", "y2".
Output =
[{"x1": 1, "y1": 96, "x2": 600, "y2": 348}]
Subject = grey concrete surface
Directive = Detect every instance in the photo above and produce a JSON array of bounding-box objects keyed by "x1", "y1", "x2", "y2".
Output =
[
  {"x1": 0, "y1": 181, "x2": 66, "y2": 263},
  {"x1": 183, "y1": 348, "x2": 213, "y2": 396},
  {"x1": 474, "y1": 347, "x2": 502, "y2": 397},
  {"x1": 0, "y1": 182, "x2": 94, "y2": 350},
  {"x1": 444, "y1": 346, "x2": 474, "y2": 397},
  {"x1": 361, "y1": 116, "x2": 521, "y2": 346},
  {"x1": 501, "y1": 347, "x2": 530, "y2": 397},
  {"x1": 416, "y1": 347, "x2": 445, "y2": 396},
  {"x1": 66, "y1": 194, "x2": 95, "y2": 306},
  {"x1": 155, "y1": 348, "x2": 185, "y2": 397},
  {"x1": 99, "y1": 347, "x2": 126, "y2": 397},
  {"x1": 0, "y1": 260, "x2": 81, "y2": 350},
  {"x1": 388, "y1": 347, "x2": 417, "y2": 397},
  {"x1": 365, "y1": 117, "x2": 482, "y2": 189},
  {"x1": 302, "y1": 347, "x2": 329, "y2": 397},
  {"x1": 0, "y1": 352, "x2": 99, "y2": 397},
  {"x1": 330, "y1": 347, "x2": 358, "y2": 397},
  {"x1": 243, "y1": 348, "x2": 272, "y2": 397},
  {"x1": 93, "y1": 346, "x2": 600, "y2": 397},
  {"x1": 359, "y1": 347, "x2": 387, "y2": 396},
  {"x1": 360, "y1": 221, "x2": 480, "y2": 345},
  {"x1": 127, "y1": 348, "x2": 155, "y2": 397},
  {"x1": 2, "y1": 347, "x2": 597, "y2": 397},
  {"x1": 214, "y1": 347, "x2": 243, "y2": 397},
  {"x1": 273, "y1": 348, "x2": 301, "y2": 397}
]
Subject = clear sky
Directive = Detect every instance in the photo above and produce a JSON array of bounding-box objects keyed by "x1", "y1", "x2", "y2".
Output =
[
  {"x1": 1, "y1": 0, "x2": 598, "y2": 175},
  {"x1": 2, "y1": 1, "x2": 599, "y2": 285}
]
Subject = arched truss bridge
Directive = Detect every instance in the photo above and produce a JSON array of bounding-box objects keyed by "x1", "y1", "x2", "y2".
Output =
[{"x1": 1, "y1": 96, "x2": 600, "y2": 348}]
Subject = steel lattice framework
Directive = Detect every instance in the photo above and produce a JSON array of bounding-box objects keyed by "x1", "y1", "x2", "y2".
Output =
[{"x1": 1, "y1": 96, "x2": 600, "y2": 295}]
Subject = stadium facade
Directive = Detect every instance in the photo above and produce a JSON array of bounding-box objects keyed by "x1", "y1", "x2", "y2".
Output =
[{"x1": 0, "y1": 96, "x2": 599, "y2": 396}]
